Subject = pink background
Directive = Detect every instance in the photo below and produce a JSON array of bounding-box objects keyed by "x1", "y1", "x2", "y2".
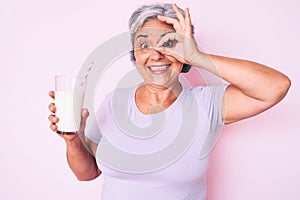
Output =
[{"x1": 1, "y1": 0, "x2": 299, "y2": 199}]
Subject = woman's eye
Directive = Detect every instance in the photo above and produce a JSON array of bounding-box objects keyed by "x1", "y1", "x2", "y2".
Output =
[
  {"x1": 163, "y1": 40, "x2": 176, "y2": 48},
  {"x1": 141, "y1": 43, "x2": 149, "y2": 49}
]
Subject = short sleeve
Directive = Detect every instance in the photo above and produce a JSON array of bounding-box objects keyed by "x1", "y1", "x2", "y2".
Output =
[
  {"x1": 86, "y1": 117, "x2": 102, "y2": 144},
  {"x1": 203, "y1": 84, "x2": 228, "y2": 127},
  {"x1": 85, "y1": 93, "x2": 113, "y2": 144},
  {"x1": 193, "y1": 84, "x2": 229, "y2": 158}
]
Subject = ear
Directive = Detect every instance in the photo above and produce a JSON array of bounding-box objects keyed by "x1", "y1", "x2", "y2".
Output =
[{"x1": 130, "y1": 50, "x2": 136, "y2": 62}]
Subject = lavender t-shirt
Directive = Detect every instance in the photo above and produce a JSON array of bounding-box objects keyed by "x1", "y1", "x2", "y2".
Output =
[{"x1": 87, "y1": 84, "x2": 227, "y2": 200}]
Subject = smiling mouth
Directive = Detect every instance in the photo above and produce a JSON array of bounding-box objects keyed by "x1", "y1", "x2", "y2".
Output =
[{"x1": 147, "y1": 64, "x2": 171, "y2": 73}]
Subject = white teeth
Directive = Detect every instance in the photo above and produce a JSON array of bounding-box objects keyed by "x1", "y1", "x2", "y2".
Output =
[{"x1": 149, "y1": 65, "x2": 170, "y2": 71}]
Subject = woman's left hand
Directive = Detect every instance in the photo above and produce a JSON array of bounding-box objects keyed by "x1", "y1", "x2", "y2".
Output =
[{"x1": 157, "y1": 4, "x2": 201, "y2": 66}]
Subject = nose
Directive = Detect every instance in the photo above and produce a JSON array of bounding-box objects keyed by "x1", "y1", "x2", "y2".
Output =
[{"x1": 149, "y1": 48, "x2": 164, "y2": 61}]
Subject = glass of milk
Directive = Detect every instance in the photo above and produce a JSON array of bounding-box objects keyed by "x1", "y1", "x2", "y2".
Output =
[{"x1": 54, "y1": 76, "x2": 87, "y2": 134}]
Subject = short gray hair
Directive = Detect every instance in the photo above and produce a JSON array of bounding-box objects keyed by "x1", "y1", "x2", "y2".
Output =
[{"x1": 128, "y1": 3, "x2": 194, "y2": 73}]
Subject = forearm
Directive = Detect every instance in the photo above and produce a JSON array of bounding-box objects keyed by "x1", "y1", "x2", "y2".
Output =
[
  {"x1": 65, "y1": 136, "x2": 101, "y2": 181},
  {"x1": 192, "y1": 53, "x2": 291, "y2": 103}
]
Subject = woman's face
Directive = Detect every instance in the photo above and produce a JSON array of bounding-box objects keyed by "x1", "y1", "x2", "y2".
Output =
[{"x1": 133, "y1": 18, "x2": 183, "y2": 87}]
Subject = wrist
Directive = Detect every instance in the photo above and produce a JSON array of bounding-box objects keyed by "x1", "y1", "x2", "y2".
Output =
[
  {"x1": 189, "y1": 51, "x2": 209, "y2": 68},
  {"x1": 191, "y1": 53, "x2": 218, "y2": 73},
  {"x1": 64, "y1": 134, "x2": 82, "y2": 147}
]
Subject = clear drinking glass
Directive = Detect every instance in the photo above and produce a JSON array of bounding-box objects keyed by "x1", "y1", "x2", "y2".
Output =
[{"x1": 54, "y1": 76, "x2": 87, "y2": 134}]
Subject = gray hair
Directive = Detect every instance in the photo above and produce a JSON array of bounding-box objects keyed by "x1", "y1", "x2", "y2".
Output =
[{"x1": 128, "y1": 3, "x2": 194, "y2": 73}]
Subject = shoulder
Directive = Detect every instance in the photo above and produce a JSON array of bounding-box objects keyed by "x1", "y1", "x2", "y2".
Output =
[
  {"x1": 183, "y1": 84, "x2": 228, "y2": 100},
  {"x1": 184, "y1": 84, "x2": 229, "y2": 116},
  {"x1": 191, "y1": 84, "x2": 228, "y2": 94}
]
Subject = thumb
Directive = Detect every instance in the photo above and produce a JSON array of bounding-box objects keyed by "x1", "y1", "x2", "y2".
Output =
[{"x1": 79, "y1": 108, "x2": 89, "y2": 133}]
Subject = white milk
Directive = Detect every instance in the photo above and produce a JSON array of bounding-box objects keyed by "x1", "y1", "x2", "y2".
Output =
[{"x1": 55, "y1": 89, "x2": 85, "y2": 132}]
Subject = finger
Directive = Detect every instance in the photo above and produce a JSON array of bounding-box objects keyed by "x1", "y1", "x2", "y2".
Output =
[
  {"x1": 157, "y1": 32, "x2": 181, "y2": 47},
  {"x1": 184, "y1": 8, "x2": 193, "y2": 36},
  {"x1": 49, "y1": 91, "x2": 55, "y2": 99},
  {"x1": 81, "y1": 108, "x2": 89, "y2": 119},
  {"x1": 48, "y1": 103, "x2": 56, "y2": 113},
  {"x1": 157, "y1": 15, "x2": 177, "y2": 24},
  {"x1": 79, "y1": 108, "x2": 89, "y2": 133},
  {"x1": 156, "y1": 45, "x2": 184, "y2": 64},
  {"x1": 48, "y1": 114, "x2": 58, "y2": 123},
  {"x1": 50, "y1": 123, "x2": 58, "y2": 132},
  {"x1": 172, "y1": 4, "x2": 185, "y2": 29},
  {"x1": 157, "y1": 15, "x2": 181, "y2": 32}
]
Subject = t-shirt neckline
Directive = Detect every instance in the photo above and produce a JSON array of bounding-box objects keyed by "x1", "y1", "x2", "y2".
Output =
[{"x1": 131, "y1": 83, "x2": 187, "y2": 116}]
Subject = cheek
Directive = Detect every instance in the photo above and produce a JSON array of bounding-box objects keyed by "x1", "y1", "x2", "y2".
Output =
[
  {"x1": 134, "y1": 50, "x2": 147, "y2": 66},
  {"x1": 165, "y1": 56, "x2": 183, "y2": 72},
  {"x1": 173, "y1": 64, "x2": 183, "y2": 73}
]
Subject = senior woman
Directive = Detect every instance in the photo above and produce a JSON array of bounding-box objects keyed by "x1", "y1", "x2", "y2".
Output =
[{"x1": 48, "y1": 3, "x2": 290, "y2": 200}]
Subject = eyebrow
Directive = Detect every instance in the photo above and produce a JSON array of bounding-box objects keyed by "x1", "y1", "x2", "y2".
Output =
[
  {"x1": 136, "y1": 34, "x2": 148, "y2": 40},
  {"x1": 160, "y1": 31, "x2": 175, "y2": 37}
]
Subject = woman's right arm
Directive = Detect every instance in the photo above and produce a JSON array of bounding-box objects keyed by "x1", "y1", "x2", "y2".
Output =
[
  {"x1": 48, "y1": 91, "x2": 101, "y2": 181},
  {"x1": 64, "y1": 134, "x2": 101, "y2": 181}
]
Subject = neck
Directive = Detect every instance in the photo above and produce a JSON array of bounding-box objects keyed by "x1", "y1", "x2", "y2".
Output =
[{"x1": 135, "y1": 82, "x2": 182, "y2": 114}]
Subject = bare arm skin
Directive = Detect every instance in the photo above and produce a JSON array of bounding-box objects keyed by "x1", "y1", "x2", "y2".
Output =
[
  {"x1": 48, "y1": 91, "x2": 101, "y2": 181},
  {"x1": 65, "y1": 135, "x2": 101, "y2": 181},
  {"x1": 191, "y1": 54, "x2": 291, "y2": 124}
]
